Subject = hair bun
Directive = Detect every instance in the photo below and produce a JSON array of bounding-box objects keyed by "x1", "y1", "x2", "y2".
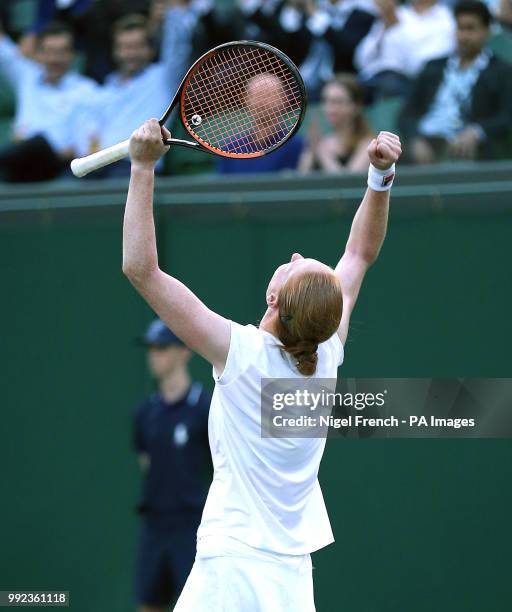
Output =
[{"x1": 288, "y1": 339, "x2": 318, "y2": 376}]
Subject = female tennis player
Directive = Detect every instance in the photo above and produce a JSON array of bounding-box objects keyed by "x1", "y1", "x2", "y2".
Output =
[{"x1": 123, "y1": 119, "x2": 401, "y2": 611}]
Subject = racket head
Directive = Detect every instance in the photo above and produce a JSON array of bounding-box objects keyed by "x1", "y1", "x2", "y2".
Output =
[{"x1": 172, "y1": 41, "x2": 307, "y2": 159}]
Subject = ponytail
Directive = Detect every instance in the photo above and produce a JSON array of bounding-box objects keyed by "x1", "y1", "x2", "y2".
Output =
[
  {"x1": 275, "y1": 271, "x2": 342, "y2": 376},
  {"x1": 283, "y1": 338, "x2": 319, "y2": 376}
]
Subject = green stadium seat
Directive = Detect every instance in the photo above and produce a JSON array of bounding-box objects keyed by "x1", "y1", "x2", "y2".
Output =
[
  {"x1": 299, "y1": 102, "x2": 330, "y2": 138},
  {"x1": 366, "y1": 97, "x2": 403, "y2": 134},
  {"x1": 0, "y1": 74, "x2": 15, "y2": 117},
  {"x1": 0, "y1": 118, "x2": 13, "y2": 145},
  {"x1": 488, "y1": 30, "x2": 512, "y2": 63},
  {"x1": 0, "y1": 73, "x2": 15, "y2": 146},
  {"x1": 7, "y1": 0, "x2": 38, "y2": 34}
]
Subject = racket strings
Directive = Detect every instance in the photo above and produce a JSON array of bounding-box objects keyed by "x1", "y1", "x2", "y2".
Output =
[
  {"x1": 189, "y1": 55, "x2": 293, "y2": 151},
  {"x1": 200, "y1": 49, "x2": 301, "y2": 145},
  {"x1": 187, "y1": 53, "x2": 276, "y2": 144},
  {"x1": 187, "y1": 56, "x2": 252, "y2": 140},
  {"x1": 224, "y1": 48, "x2": 302, "y2": 142},
  {"x1": 182, "y1": 45, "x2": 304, "y2": 156},
  {"x1": 209, "y1": 47, "x2": 301, "y2": 117},
  {"x1": 202, "y1": 61, "x2": 300, "y2": 146}
]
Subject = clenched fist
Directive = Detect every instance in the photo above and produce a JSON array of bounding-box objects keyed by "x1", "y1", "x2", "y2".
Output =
[
  {"x1": 368, "y1": 131, "x2": 402, "y2": 171},
  {"x1": 129, "y1": 118, "x2": 171, "y2": 167}
]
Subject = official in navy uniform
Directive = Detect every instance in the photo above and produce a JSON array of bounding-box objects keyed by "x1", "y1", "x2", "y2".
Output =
[{"x1": 133, "y1": 318, "x2": 211, "y2": 612}]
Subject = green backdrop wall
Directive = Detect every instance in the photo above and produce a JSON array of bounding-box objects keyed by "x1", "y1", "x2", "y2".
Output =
[{"x1": 1, "y1": 166, "x2": 511, "y2": 611}]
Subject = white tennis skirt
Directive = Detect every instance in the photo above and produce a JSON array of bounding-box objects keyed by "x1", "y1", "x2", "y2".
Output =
[{"x1": 173, "y1": 536, "x2": 316, "y2": 612}]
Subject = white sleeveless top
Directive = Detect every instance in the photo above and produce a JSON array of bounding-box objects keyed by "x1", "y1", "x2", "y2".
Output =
[{"x1": 197, "y1": 321, "x2": 344, "y2": 555}]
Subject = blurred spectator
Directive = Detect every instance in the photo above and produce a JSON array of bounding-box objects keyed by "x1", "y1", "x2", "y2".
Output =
[
  {"x1": 174, "y1": 1, "x2": 376, "y2": 100},
  {"x1": 243, "y1": 2, "x2": 320, "y2": 70},
  {"x1": 307, "y1": 0, "x2": 377, "y2": 73},
  {"x1": 217, "y1": 72, "x2": 304, "y2": 175},
  {"x1": 299, "y1": 74, "x2": 374, "y2": 173},
  {"x1": 133, "y1": 318, "x2": 211, "y2": 612},
  {"x1": 81, "y1": 7, "x2": 195, "y2": 178},
  {"x1": 19, "y1": 0, "x2": 151, "y2": 82},
  {"x1": 16, "y1": 0, "x2": 94, "y2": 59},
  {"x1": 192, "y1": 0, "x2": 250, "y2": 56},
  {"x1": 0, "y1": 21, "x2": 97, "y2": 182},
  {"x1": 354, "y1": 0, "x2": 456, "y2": 101},
  {"x1": 240, "y1": 1, "x2": 377, "y2": 99},
  {"x1": 147, "y1": 0, "x2": 167, "y2": 56},
  {"x1": 81, "y1": 0, "x2": 152, "y2": 81},
  {"x1": 399, "y1": 0, "x2": 512, "y2": 163}
]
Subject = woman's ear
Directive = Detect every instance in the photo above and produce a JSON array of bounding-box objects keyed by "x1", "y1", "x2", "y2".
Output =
[{"x1": 266, "y1": 292, "x2": 278, "y2": 308}]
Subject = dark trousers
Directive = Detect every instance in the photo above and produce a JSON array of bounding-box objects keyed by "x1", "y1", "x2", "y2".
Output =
[
  {"x1": 0, "y1": 135, "x2": 66, "y2": 182},
  {"x1": 134, "y1": 518, "x2": 199, "y2": 608}
]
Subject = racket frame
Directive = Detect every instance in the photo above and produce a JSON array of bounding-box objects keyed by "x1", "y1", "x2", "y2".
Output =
[{"x1": 159, "y1": 40, "x2": 307, "y2": 158}]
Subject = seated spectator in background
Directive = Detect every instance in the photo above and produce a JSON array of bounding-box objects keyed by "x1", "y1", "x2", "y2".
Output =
[
  {"x1": 299, "y1": 74, "x2": 374, "y2": 173},
  {"x1": 307, "y1": 0, "x2": 377, "y2": 73},
  {"x1": 217, "y1": 72, "x2": 304, "y2": 175},
  {"x1": 0, "y1": 21, "x2": 97, "y2": 182},
  {"x1": 239, "y1": 0, "x2": 376, "y2": 100},
  {"x1": 399, "y1": 1, "x2": 512, "y2": 164},
  {"x1": 173, "y1": 1, "x2": 376, "y2": 101},
  {"x1": 192, "y1": 0, "x2": 251, "y2": 55},
  {"x1": 354, "y1": 0, "x2": 455, "y2": 101},
  {"x1": 241, "y1": 0, "x2": 330, "y2": 99},
  {"x1": 18, "y1": 0, "x2": 150, "y2": 82},
  {"x1": 81, "y1": 7, "x2": 195, "y2": 178},
  {"x1": 16, "y1": 0, "x2": 94, "y2": 58}
]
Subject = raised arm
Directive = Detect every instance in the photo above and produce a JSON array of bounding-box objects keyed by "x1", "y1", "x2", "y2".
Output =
[
  {"x1": 122, "y1": 119, "x2": 231, "y2": 373},
  {"x1": 0, "y1": 25, "x2": 33, "y2": 88},
  {"x1": 160, "y1": 2, "x2": 197, "y2": 83},
  {"x1": 335, "y1": 131, "x2": 402, "y2": 344}
]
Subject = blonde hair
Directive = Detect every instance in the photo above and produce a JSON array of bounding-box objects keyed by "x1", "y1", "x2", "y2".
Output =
[{"x1": 276, "y1": 271, "x2": 343, "y2": 376}]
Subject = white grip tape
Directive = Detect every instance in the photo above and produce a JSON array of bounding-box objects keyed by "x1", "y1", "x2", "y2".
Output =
[{"x1": 70, "y1": 139, "x2": 130, "y2": 178}]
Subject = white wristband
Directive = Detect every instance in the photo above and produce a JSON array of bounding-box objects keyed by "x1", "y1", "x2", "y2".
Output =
[{"x1": 367, "y1": 163, "x2": 396, "y2": 192}]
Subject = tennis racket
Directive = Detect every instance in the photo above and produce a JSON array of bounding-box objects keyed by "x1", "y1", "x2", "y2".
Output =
[{"x1": 70, "y1": 40, "x2": 307, "y2": 177}]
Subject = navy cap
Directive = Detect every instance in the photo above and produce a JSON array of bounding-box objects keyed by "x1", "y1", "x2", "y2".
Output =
[{"x1": 139, "y1": 318, "x2": 185, "y2": 347}]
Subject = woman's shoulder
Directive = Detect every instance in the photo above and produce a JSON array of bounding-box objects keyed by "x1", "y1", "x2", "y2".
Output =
[
  {"x1": 318, "y1": 332, "x2": 344, "y2": 369},
  {"x1": 230, "y1": 321, "x2": 266, "y2": 349}
]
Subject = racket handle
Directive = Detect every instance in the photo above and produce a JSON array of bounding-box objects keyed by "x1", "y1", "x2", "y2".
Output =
[{"x1": 70, "y1": 139, "x2": 130, "y2": 178}]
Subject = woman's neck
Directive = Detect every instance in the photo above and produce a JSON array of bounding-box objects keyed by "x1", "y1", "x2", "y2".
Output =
[{"x1": 259, "y1": 308, "x2": 278, "y2": 337}]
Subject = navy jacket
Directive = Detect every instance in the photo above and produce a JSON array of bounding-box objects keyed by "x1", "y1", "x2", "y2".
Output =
[{"x1": 399, "y1": 53, "x2": 512, "y2": 158}]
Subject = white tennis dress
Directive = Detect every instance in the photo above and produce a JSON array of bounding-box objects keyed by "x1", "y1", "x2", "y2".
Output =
[{"x1": 174, "y1": 321, "x2": 344, "y2": 612}]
